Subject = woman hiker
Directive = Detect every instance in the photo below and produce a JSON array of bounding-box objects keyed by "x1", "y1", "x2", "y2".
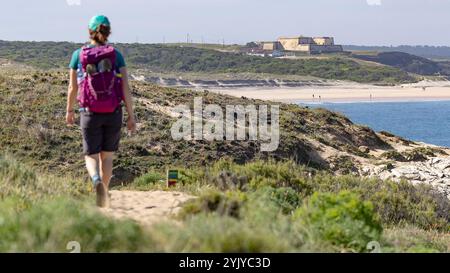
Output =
[{"x1": 66, "y1": 15, "x2": 136, "y2": 207}]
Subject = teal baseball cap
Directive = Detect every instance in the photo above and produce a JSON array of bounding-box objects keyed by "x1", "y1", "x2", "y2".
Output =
[{"x1": 88, "y1": 15, "x2": 110, "y2": 31}]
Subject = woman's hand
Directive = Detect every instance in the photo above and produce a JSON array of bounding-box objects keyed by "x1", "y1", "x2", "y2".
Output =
[
  {"x1": 127, "y1": 115, "x2": 137, "y2": 134},
  {"x1": 66, "y1": 69, "x2": 78, "y2": 126},
  {"x1": 66, "y1": 111, "x2": 75, "y2": 125},
  {"x1": 120, "y1": 67, "x2": 137, "y2": 135}
]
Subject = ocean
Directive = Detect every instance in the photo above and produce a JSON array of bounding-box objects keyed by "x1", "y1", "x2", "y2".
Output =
[{"x1": 301, "y1": 100, "x2": 450, "y2": 148}]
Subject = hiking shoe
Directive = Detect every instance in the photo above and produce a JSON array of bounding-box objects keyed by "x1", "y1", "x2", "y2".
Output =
[{"x1": 95, "y1": 182, "x2": 109, "y2": 208}]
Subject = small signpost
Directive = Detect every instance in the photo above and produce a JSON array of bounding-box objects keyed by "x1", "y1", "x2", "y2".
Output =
[{"x1": 167, "y1": 169, "x2": 178, "y2": 187}]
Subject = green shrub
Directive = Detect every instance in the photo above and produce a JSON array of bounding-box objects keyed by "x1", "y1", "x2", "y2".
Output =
[
  {"x1": 413, "y1": 147, "x2": 448, "y2": 156},
  {"x1": 175, "y1": 160, "x2": 450, "y2": 230},
  {"x1": 0, "y1": 198, "x2": 155, "y2": 252},
  {"x1": 380, "y1": 148, "x2": 446, "y2": 162},
  {"x1": 247, "y1": 163, "x2": 311, "y2": 192},
  {"x1": 382, "y1": 226, "x2": 449, "y2": 253},
  {"x1": 310, "y1": 175, "x2": 450, "y2": 231},
  {"x1": 132, "y1": 172, "x2": 164, "y2": 188},
  {"x1": 381, "y1": 150, "x2": 406, "y2": 161},
  {"x1": 329, "y1": 155, "x2": 358, "y2": 174},
  {"x1": 367, "y1": 183, "x2": 449, "y2": 230},
  {"x1": 402, "y1": 150, "x2": 427, "y2": 162},
  {"x1": 153, "y1": 214, "x2": 290, "y2": 253},
  {"x1": 0, "y1": 154, "x2": 87, "y2": 207},
  {"x1": 180, "y1": 190, "x2": 247, "y2": 218},
  {"x1": 170, "y1": 159, "x2": 314, "y2": 195},
  {"x1": 293, "y1": 191, "x2": 382, "y2": 252},
  {"x1": 0, "y1": 154, "x2": 37, "y2": 190},
  {"x1": 255, "y1": 187, "x2": 301, "y2": 215}
]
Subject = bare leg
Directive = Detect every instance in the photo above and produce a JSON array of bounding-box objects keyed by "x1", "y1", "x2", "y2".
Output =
[
  {"x1": 85, "y1": 154, "x2": 100, "y2": 179},
  {"x1": 86, "y1": 153, "x2": 109, "y2": 207},
  {"x1": 100, "y1": 151, "x2": 114, "y2": 189}
]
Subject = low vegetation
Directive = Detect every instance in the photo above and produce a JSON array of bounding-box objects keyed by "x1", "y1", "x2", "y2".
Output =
[
  {"x1": 1, "y1": 155, "x2": 448, "y2": 253},
  {"x1": 158, "y1": 160, "x2": 450, "y2": 231},
  {"x1": 0, "y1": 154, "x2": 156, "y2": 252},
  {"x1": 381, "y1": 147, "x2": 448, "y2": 162},
  {"x1": 0, "y1": 66, "x2": 448, "y2": 253},
  {"x1": 0, "y1": 40, "x2": 416, "y2": 84},
  {"x1": 0, "y1": 67, "x2": 391, "y2": 182},
  {"x1": 352, "y1": 51, "x2": 442, "y2": 76},
  {"x1": 344, "y1": 45, "x2": 450, "y2": 60}
]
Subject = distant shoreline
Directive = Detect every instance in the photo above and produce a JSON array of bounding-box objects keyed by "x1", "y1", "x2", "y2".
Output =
[
  {"x1": 210, "y1": 81, "x2": 450, "y2": 103},
  {"x1": 297, "y1": 97, "x2": 450, "y2": 104}
]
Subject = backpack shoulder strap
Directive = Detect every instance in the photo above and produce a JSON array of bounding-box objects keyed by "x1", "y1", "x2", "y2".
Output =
[
  {"x1": 79, "y1": 46, "x2": 90, "y2": 70},
  {"x1": 103, "y1": 45, "x2": 118, "y2": 68}
]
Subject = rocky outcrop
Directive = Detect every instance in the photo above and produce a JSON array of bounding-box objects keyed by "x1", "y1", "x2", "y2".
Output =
[{"x1": 362, "y1": 157, "x2": 450, "y2": 199}]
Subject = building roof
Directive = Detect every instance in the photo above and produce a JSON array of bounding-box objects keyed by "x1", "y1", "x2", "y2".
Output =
[
  {"x1": 278, "y1": 36, "x2": 306, "y2": 40},
  {"x1": 278, "y1": 36, "x2": 334, "y2": 40}
]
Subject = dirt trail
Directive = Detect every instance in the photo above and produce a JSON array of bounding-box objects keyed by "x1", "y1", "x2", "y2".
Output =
[{"x1": 100, "y1": 190, "x2": 195, "y2": 226}]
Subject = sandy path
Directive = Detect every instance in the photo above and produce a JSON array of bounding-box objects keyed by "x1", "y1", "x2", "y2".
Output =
[{"x1": 100, "y1": 190, "x2": 195, "y2": 226}]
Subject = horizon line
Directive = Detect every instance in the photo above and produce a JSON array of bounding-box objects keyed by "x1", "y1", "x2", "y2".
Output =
[{"x1": 1, "y1": 39, "x2": 450, "y2": 48}]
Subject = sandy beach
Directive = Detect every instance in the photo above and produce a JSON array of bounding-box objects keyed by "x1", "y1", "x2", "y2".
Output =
[{"x1": 211, "y1": 80, "x2": 450, "y2": 103}]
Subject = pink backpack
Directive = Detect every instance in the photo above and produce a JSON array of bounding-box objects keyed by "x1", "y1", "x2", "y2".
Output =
[{"x1": 77, "y1": 45, "x2": 124, "y2": 113}]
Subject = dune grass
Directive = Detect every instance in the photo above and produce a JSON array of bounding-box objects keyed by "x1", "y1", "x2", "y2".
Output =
[
  {"x1": 125, "y1": 159, "x2": 449, "y2": 253},
  {"x1": 0, "y1": 154, "x2": 448, "y2": 253},
  {"x1": 0, "y1": 154, "x2": 157, "y2": 252}
]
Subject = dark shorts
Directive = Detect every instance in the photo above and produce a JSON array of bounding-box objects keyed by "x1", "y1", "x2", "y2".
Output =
[{"x1": 80, "y1": 108, "x2": 123, "y2": 155}]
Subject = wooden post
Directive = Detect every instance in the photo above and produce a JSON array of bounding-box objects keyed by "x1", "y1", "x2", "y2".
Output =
[{"x1": 167, "y1": 169, "x2": 178, "y2": 187}]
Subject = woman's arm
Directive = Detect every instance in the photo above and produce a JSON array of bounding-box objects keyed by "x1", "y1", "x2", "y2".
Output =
[
  {"x1": 66, "y1": 69, "x2": 78, "y2": 125},
  {"x1": 120, "y1": 67, "x2": 137, "y2": 133}
]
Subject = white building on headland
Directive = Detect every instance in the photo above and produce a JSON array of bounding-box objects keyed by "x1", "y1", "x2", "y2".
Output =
[{"x1": 262, "y1": 36, "x2": 343, "y2": 54}]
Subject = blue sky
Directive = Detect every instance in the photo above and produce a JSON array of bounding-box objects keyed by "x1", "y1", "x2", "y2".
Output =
[{"x1": 0, "y1": 0, "x2": 449, "y2": 46}]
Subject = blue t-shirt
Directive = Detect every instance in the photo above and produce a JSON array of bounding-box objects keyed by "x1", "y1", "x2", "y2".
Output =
[{"x1": 69, "y1": 45, "x2": 126, "y2": 71}]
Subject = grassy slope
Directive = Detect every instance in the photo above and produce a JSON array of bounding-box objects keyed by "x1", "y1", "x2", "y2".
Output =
[
  {"x1": 344, "y1": 45, "x2": 450, "y2": 60},
  {"x1": 0, "y1": 67, "x2": 391, "y2": 183},
  {"x1": 0, "y1": 40, "x2": 416, "y2": 84},
  {"x1": 351, "y1": 51, "x2": 443, "y2": 76}
]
